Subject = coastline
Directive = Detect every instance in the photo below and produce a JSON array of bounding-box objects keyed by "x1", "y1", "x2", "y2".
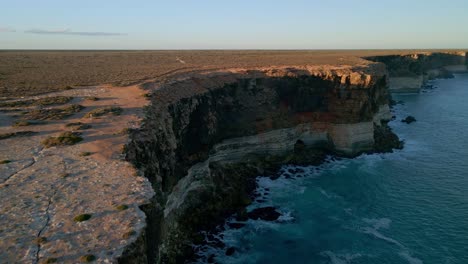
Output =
[
  {"x1": 1, "y1": 51, "x2": 467, "y2": 263},
  {"x1": 126, "y1": 51, "x2": 467, "y2": 263}
]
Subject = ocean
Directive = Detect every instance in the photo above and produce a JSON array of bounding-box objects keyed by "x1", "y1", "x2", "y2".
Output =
[{"x1": 195, "y1": 74, "x2": 468, "y2": 264}]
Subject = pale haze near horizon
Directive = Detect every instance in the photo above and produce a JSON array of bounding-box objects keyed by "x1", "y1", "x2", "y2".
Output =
[{"x1": 1, "y1": 0, "x2": 468, "y2": 50}]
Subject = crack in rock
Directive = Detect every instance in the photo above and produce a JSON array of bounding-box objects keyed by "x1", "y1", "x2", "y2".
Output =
[
  {"x1": 34, "y1": 188, "x2": 57, "y2": 264},
  {"x1": 1, "y1": 147, "x2": 43, "y2": 185}
]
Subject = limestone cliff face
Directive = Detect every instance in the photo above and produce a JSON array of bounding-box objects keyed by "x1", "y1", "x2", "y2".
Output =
[
  {"x1": 367, "y1": 52, "x2": 468, "y2": 92},
  {"x1": 126, "y1": 65, "x2": 400, "y2": 263}
]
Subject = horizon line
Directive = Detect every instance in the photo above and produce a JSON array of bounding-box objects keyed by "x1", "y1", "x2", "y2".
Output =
[{"x1": 1, "y1": 48, "x2": 467, "y2": 52}]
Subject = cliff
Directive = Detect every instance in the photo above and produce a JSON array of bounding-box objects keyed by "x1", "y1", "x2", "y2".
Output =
[
  {"x1": 366, "y1": 52, "x2": 468, "y2": 92},
  {"x1": 126, "y1": 64, "x2": 402, "y2": 263},
  {"x1": 2, "y1": 51, "x2": 467, "y2": 264}
]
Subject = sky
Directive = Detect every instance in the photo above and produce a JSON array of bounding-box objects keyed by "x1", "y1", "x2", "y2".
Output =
[{"x1": 1, "y1": 0, "x2": 468, "y2": 50}]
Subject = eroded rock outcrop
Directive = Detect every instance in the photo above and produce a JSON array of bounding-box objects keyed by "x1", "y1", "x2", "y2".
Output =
[
  {"x1": 367, "y1": 52, "x2": 468, "y2": 92},
  {"x1": 126, "y1": 64, "x2": 402, "y2": 263}
]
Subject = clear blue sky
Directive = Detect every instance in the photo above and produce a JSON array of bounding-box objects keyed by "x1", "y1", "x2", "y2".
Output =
[{"x1": 1, "y1": 0, "x2": 468, "y2": 49}]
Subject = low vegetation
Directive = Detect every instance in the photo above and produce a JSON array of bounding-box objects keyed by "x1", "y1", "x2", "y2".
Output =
[
  {"x1": 0, "y1": 96, "x2": 73, "y2": 107},
  {"x1": 79, "y1": 254, "x2": 96, "y2": 263},
  {"x1": 0, "y1": 160, "x2": 11, "y2": 164},
  {"x1": 85, "y1": 96, "x2": 99, "y2": 101},
  {"x1": 43, "y1": 257, "x2": 58, "y2": 263},
  {"x1": 73, "y1": 214, "x2": 92, "y2": 222},
  {"x1": 122, "y1": 230, "x2": 136, "y2": 239},
  {"x1": 116, "y1": 204, "x2": 129, "y2": 211},
  {"x1": 12, "y1": 121, "x2": 32, "y2": 127},
  {"x1": 119, "y1": 144, "x2": 127, "y2": 154},
  {"x1": 0, "y1": 131, "x2": 37, "y2": 140},
  {"x1": 79, "y1": 152, "x2": 92, "y2": 157},
  {"x1": 84, "y1": 106, "x2": 122, "y2": 118},
  {"x1": 114, "y1": 127, "x2": 130, "y2": 135},
  {"x1": 65, "y1": 122, "x2": 91, "y2": 130},
  {"x1": 41, "y1": 131, "x2": 83, "y2": 148},
  {"x1": 35, "y1": 237, "x2": 47, "y2": 245},
  {"x1": 22, "y1": 104, "x2": 84, "y2": 120}
]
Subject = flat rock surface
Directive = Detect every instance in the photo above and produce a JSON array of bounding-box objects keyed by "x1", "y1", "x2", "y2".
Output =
[{"x1": 0, "y1": 85, "x2": 154, "y2": 263}]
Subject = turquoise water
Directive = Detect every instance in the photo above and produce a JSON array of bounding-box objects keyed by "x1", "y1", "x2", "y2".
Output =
[{"x1": 197, "y1": 74, "x2": 468, "y2": 264}]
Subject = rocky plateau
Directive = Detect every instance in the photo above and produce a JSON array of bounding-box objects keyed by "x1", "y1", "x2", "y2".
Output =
[{"x1": 0, "y1": 51, "x2": 467, "y2": 263}]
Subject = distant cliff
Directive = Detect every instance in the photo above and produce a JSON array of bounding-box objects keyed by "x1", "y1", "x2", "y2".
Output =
[
  {"x1": 366, "y1": 52, "x2": 468, "y2": 92},
  {"x1": 125, "y1": 64, "x2": 402, "y2": 263}
]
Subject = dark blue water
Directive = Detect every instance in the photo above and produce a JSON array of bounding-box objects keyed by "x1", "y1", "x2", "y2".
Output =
[{"x1": 196, "y1": 74, "x2": 468, "y2": 264}]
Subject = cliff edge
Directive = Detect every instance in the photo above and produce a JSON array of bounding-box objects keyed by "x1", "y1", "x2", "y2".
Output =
[
  {"x1": 1, "y1": 51, "x2": 466, "y2": 264},
  {"x1": 127, "y1": 63, "x2": 402, "y2": 263}
]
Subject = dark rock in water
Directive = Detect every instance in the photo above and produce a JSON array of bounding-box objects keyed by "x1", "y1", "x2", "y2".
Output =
[
  {"x1": 192, "y1": 233, "x2": 205, "y2": 245},
  {"x1": 373, "y1": 123, "x2": 404, "y2": 152},
  {"x1": 228, "y1": 222, "x2": 246, "y2": 229},
  {"x1": 225, "y1": 247, "x2": 236, "y2": 256},
  {"x1": 256, "y1": 199, "x2": 267, "y2": 203},
  {"x1": 206, "y1": 234, "x2": 225, "y2": 248},
  {"x1": 248, "y1": 207, "x2": 281, "y2": 221},
  {"x1": 209, "y1": 239, "x2": 225, "y2": 248},
  {"x1": 269, "y1": 172, "x2": 281, "y2": 180},
  {"x1": 287, "y1": 167, "x2": 305, "y2": 174},
  {"x1": 235, "y1": 208, "x2": 248, "y2": 221},
  {"x1": 390, "y1": 99, "x2": 405, "y2": 107},
  {"x1": 401, "y1": 116, "x2": 416, "y2": 124},
  {"x1": 207, "y1": 254, "x2": 215, "y2": 263}
]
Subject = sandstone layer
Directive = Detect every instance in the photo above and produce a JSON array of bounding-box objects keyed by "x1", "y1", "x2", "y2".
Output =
[
  {"x1": 367, "y1": 52, "x2": 468, "y2": 92},
  {"x1": 126, "y1": 64, "x2": 401, "y2": 263},
  {"x1": 1, "y1": 51, "x2": 467, "y2": 264}
]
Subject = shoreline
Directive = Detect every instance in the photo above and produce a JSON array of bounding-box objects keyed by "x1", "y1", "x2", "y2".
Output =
[{"x1": 0, "y1": 51, "x2": 467, "y2": 263}]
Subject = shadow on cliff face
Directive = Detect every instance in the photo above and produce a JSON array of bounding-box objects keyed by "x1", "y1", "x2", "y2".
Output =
[
  {"x1": 366, "y1": 52, "x2": 466, "y2": 77},
  {"x1": 125, "y1": 69, "x2": 401, "y2": 263}
]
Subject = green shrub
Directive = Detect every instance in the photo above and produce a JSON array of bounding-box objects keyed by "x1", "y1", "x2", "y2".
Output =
[
  {"x1": 65, "y1": 122, "x2": 91, "y2": 130},
  {"x1": 42, "y1": 132, "x2": 83, "y2": 148},
  {"x1": 35, "y1": 237, "x2": 47, "y2": 244},
  {"x1": 79, "y1": 152, "x2": 92, "y2": 157},
  {"x1": 0, "y1": 96, "x2": 72, "y2": 107},
  {"x1": 116, "y1": 204, "x2": 129, "y2": 211},
  {"x1": 73, "y1": 214, "x2": 92, "y2": 222},
  {"x1": 0, "y1": 131, "x2": 37, "y2": 140},
  {"x1": 80, "y1": 254, "x2": 96, "y2": 262},
  {"x1": 84, "y1": 106, "x2": 122, "y2": 118},
  {"x1": 123, "y1": 230, "x2": 136, "y2": 239},
  {"x1": 23, "y1": 104, "x2": 84, "y2": 120},
  {"x1": 13, "y1": 121, "x2": 31, "y2": 127}
]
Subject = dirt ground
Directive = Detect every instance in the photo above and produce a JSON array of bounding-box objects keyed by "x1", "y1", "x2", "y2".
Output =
[{"x1": 1, "y1": 49, "x2": 463, "y2": 98}]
